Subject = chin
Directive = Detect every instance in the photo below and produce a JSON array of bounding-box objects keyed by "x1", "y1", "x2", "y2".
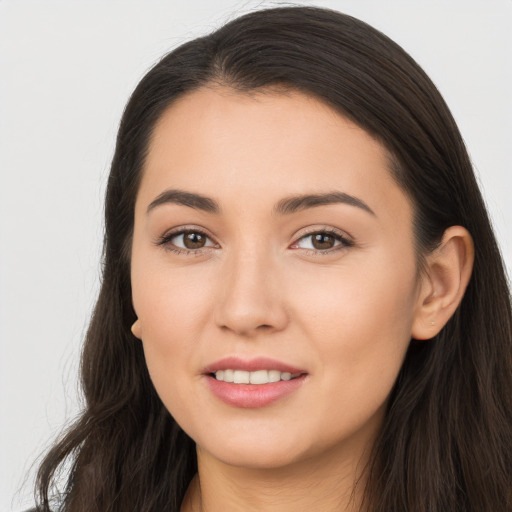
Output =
[
  {"x1": 202, "y1": 442, "x2": 306, "y2": 470},
  {"x1": 193, "y1": 423, "x2": 332, "y2": 471}
]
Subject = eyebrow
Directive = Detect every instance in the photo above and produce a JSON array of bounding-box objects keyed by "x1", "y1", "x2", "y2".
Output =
[
  {"x1": 274, "y1": 192, "x2": 375, "y2": 216},
  {"x1": 146, "y1": 189, "x2": 375, "y2": 217},
  {"x1": 147, "y1": 189, "x2": 220, "y2": 214}
]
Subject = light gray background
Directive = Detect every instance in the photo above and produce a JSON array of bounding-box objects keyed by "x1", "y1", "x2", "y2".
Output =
[{"x1": 1, "y1": 1, "x2": 510, "y2": 510}]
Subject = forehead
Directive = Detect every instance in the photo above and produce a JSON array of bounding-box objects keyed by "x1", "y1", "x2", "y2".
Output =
[{"x1": 138, "y1": 86, "x2": 411, "y2": 224}]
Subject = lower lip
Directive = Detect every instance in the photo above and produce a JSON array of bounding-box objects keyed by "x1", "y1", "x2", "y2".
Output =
[{"x1": 204, "y1": 374, "x2": 307, "y2": 408}]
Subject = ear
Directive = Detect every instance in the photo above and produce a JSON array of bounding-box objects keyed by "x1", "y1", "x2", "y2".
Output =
[
  {"x1": 131, "y1": 318, "x2": 142, "y2": 339},
  {"x1": 411, "y1": 226, "x2": 474, "y2": 340}
]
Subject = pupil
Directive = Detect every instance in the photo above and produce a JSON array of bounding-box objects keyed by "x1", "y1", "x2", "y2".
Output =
[
  {"x1": 184, "y1": 232, "x2": 205, "y2": 249},
  {"x1": 312, "y1": 233, "x2": 334, "y2": 250}
]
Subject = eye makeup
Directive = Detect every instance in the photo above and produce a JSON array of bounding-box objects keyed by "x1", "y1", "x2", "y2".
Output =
[
  {"x1": 155, "y1": 226, "x2": 218, "y2": 256},
  {"x1": 154, "y1": 224, "x2": 354, "y2": 258},
  {"x1": 290, "y1": 227, "x2": 354, "y2": 257}
]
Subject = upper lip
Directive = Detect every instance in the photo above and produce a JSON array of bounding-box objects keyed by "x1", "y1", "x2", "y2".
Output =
[{"x1": 203, "y1": 356, "x2": 306, "y2": 375}]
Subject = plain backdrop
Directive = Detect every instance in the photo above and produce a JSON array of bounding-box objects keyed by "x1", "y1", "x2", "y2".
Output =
[{"x1": 1, "y1": 0, "x2": 510, "y2": 510}]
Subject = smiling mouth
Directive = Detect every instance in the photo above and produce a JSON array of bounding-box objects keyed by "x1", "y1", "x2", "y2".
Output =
[
  {"x1": 205, "y1": 360, "x2": 307, "y2": 407},
  {"x1": 212, "y1": 369, "x2": 301, "y2": 384}
]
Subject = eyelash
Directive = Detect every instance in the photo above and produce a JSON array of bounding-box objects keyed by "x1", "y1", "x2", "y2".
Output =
[
  {"x1": 291, "y1": 228, "x2": 354, "y2": 256},
  {"x1": 155, "y1": 228, "x2": 217, "y2": 256},
  {"x1": 155, "y1": 227, "x2": 354, "y2": 256}
]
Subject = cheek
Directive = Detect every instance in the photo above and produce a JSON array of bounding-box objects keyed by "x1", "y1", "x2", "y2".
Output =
[
  {"x1": 130, "y1": 248, "x2": 215, "y2": 406},
  {"x1": 293, "y1": 251, "x2": 416, "y2": 327},
  {"x1": 133, "y1": 274, "x2": 206, "y2": 430},
  {"x1": 289, "y1": 251, "x2": 418, "y2": 404},
  {"x1": 131, "y1": 234, "x2": 216, "y2": 338}
]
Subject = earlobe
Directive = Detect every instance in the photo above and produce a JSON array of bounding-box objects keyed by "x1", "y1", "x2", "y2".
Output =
[
  {"x1": 131, "y1": 318, "x2": 142, "y2": 339},
  {"x1": 411, "y1": 226, "x2": 474, "y2": 340}
]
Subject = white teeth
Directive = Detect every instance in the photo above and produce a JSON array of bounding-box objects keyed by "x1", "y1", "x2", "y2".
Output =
[
  {"x1": 268, "y1": 370, "x2": 281, "y2": 382},
  {"x1": 214, "y1": 369, "x2": 299, "y2": 384},
  {"x1": 233, "y1": 370, "x2": 250, "y2": 384},
  {"x1": 249, "y1": 370, "x2": 268, "y2": 384}
]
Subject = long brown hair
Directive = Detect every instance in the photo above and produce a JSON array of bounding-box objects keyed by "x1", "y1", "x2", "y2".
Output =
[{"x1": 35, "y1": 6, "x2": 512, "y2": 511}]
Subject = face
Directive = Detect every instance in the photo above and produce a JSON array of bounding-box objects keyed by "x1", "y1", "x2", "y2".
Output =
[{"x1": 131, "y1": 87, "x2": 422, "y2": 470}]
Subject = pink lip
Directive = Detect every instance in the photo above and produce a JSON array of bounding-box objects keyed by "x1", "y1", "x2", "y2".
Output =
[{"x1": 203, "y1": 357, "x2": 308, "y2": 409}]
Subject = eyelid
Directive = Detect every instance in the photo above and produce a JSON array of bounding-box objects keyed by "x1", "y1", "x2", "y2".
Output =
[
  {"x1": 154, "y1": 224, "x2": 354, "y2": 256},
  {"x1": 293, "y1": 225, "x2": 353, "y2": 241},
  {"x1": 155, "y1": 225, "x2": 219, "y2": 254},
  {"x1": 289, "y1": 226, "x2": 354, "y2": 253}
]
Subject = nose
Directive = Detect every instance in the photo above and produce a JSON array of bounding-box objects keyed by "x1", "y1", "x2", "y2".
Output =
[{"x1": 214, "y1": 248, "x2": 289, "y2": 337}]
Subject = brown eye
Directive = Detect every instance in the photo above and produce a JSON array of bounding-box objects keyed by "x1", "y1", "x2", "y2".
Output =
[
  {"x1": 311, "y1": 233, "x2": 336, "y2": 250},
  {"x1": 183, "y1": 231, "x2": 207, "y2": 249},
  {"x1": 159, "y1": 229, "x2": 217, "y2": 252},
  {"x1": 292, "y1": 230, "x2": 352, "y2": 253}
]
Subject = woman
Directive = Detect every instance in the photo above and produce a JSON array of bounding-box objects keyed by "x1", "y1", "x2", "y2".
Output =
[{"x1": 33, "y1": 6, "x2": 512, "y2": 511}]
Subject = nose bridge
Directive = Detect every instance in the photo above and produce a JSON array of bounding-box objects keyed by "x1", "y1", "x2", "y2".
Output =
[{"x1": 214, "y1": 240, "x2": 288, "y2": 335}]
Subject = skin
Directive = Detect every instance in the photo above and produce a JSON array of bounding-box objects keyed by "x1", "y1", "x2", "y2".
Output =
[{"x1": 130, "y1": 87, "x2": 474, "y2": 511}]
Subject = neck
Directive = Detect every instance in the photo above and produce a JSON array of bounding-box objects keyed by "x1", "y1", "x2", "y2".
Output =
[{"x1": 181, "y1": 440, "x2": 373, "y2": 512}]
